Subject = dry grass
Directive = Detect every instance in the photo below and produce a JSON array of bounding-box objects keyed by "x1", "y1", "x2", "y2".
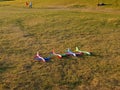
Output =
[
  {"x1": 0, "y1": 0, "x2": 120, "y2": 8},
  {"x1": 0, "y1": 1, "x2": 120, "y2": 90}
]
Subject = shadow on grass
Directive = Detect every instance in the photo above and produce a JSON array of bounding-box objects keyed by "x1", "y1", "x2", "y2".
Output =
[
  {"x1": 0, "y1": 67, "x2": 8, "y2": 73},
  {"x1": 76, "y1": 52, "x2": 103, "y2": 59},
  {"x1": 68, "y1": 4, "x2": 86, "y2": 8},
  {"x1": 97, "y1": 3, "x2": 112, "y2": 6},
  {"x1": 0, "y1": 66, "x2": 14, "y2": 73},
  {"x1": 0, "y1": 61, "x2": 14, "y2": 73}
]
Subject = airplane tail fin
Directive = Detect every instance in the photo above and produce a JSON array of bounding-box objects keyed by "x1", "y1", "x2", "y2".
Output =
[
  {"x1": 37, "y1": 51, "x2": 39, "y2": 56},
  {"x1": 52, "y1": 50, "x2": 56, "y2": 55},
  {"x1": 67, "y1": 48, "x2": 71, "y2": 52},
  {"x1": 76, "y1": 47, "x2": 79, "y2": 52},
  {"x1": 35, "y1": 52, "x2": 46, "y2": 62},
  {"x1": 52, "y1": 50, "x2": 62, "y2": 58}
]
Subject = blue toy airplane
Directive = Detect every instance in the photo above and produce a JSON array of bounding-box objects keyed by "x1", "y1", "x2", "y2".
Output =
[{"x1": 34, "y1": 52, "x2": 51, "y2": 62}]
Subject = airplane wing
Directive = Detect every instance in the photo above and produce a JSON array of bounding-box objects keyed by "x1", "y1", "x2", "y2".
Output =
[
  {"x1": 67, "y1": 48, "x2": 76, "y2": 56},
  {"x1": 75, "y1": 47, "x2": 91, "y2": 55},
  {"x1": 52, "y1": 50, "x2": 62, "y2": 58},
  {"x1": 35, "y1": 52, "x2": 46, "y2": 62}
]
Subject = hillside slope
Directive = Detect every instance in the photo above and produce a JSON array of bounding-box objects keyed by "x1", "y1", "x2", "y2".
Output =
[{"x1": 0, "y1": 0, "x2": 120, "y2": 8}]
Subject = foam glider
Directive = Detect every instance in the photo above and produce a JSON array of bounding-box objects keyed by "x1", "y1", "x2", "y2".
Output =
[
  {"x1": 52, "y1": 50, "x2": 68, "y2": 58},
  {"x1": 66, "y1": 48, "x2": 76, "y2": 56},
  {"x1": 76, "y1": 47, "x2": 91, "y2": 55},
  {"x1": 52, "y1": 50, "x2": 62, "y2": 58},
  {"x1": 34, "y1": 52, "x2": 51, "y2": 62}
]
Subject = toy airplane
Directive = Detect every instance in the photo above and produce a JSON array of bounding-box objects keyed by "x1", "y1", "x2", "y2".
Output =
[
  {"x1": 76, "y1": 47, "x2": 91, "y2": 55},
  {"x1": 66, "y1": 48, "x2": 76, "y2": 56},
  {"x1": 66, "y1": 48, "x2": 83, "y2": 57},
  {"x1": 34, "y1": 52, "x2": 51, "y2": 62},
  {"x1": 52, "y1": 50, "x2": 62, "y2": 58},
  {"x1": 51, "y1": 50, "x2": 69, "y2": 58}
]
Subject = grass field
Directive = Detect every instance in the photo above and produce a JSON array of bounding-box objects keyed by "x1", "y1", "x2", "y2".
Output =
[
  {"x1": 0, "y1": 0, "x2": 120, "y2": 8},
  {"x1": 0, "y1": 0, "x2": 120, "y2": 90}
]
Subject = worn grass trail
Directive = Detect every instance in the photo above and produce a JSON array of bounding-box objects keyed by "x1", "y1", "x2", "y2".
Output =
[{"x1": 0, "y1": 6, "x2": 120, "y2": 90}]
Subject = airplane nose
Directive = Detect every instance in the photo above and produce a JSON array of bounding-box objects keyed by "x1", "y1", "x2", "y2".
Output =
[{"x1": 73, "y1": 54, "x2": 76, "y2": 56}]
